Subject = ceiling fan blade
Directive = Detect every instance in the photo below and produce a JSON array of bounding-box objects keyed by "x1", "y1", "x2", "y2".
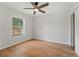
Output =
[
  {"x1": 33, "y1": 11, "x2": 36, "y2": 15},
  {"x1": 23, "y1": 8, "x2": 34, "y2": 9},
  {"x1": 38, "y1": 9, "x2": 46, "y2": 13},
  {"x1": 31, "y1": 2, "x2": 36, "y2": 8},
  {"x1": 38, "y1": 3, "x2": 49, "y2": 8}
]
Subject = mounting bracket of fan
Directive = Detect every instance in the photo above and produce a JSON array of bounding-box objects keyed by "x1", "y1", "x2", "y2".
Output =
[{"x1": 35, "y1": 2, "x2": 38, "y2": 6}]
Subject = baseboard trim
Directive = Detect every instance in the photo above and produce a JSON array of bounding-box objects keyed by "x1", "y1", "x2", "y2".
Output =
[
  {"x1": 0, "y1": 38, "x2": 71, "y2": 50},
  {"x1": 34, "y1": 38, "x2": 70, "y2": 46},
  {"x1": 75, "y1": 50, "x2": 79, "y2": 56},
  {"x1": 0, "y1": 38, "x2": 32, "y2": 50}
]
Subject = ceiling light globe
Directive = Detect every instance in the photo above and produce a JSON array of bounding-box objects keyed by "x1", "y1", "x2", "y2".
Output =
[{"x1": 35, "y1": 9, "x2": 38, "y2": 11}]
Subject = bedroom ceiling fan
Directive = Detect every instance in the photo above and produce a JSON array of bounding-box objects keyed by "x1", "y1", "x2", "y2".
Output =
[{"x1": 23, "y1": 2, "x2": 49, "y2": 15}]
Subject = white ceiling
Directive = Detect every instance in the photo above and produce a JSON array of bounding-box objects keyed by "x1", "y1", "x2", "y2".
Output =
[{"x1": 0, "y1": 2, "x2": 78, "y2": 16}]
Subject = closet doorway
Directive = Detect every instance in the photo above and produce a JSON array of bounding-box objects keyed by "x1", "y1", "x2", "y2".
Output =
[{"x1": 71, "y1": 13, "x2": 75, "y2": 50}]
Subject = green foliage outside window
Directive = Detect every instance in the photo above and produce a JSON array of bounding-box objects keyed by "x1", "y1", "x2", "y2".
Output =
[{"x1": 12, "y1": 17, "x2": 23, "y2": 36}]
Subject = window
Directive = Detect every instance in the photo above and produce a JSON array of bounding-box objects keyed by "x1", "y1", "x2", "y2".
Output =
[{"x1": 12, "y1": 17, "x2": 25, "y2": 36}]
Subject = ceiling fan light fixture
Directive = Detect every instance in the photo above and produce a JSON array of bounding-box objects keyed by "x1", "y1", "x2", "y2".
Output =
[{"x1": 34, "y1": 9, "x2": 38, "y2": 11}]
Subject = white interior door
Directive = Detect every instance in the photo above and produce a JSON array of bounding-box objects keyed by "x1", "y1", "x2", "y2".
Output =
[{"x1": 75, "y1": 7, "x2": 79, "y2": 54}]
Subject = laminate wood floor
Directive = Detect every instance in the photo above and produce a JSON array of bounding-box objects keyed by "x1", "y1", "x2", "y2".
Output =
[{"x1": 0, "y1": 39, "x2": 77, "y2": 57}]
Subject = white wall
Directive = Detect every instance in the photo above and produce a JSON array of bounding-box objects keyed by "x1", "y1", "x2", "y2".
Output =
[
  {"x1": 0, "y1": 5, "x2": 33, "y2": 50},
  {"x1": 33, "y1": 13, "x2": 70, "y2": 45}
]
